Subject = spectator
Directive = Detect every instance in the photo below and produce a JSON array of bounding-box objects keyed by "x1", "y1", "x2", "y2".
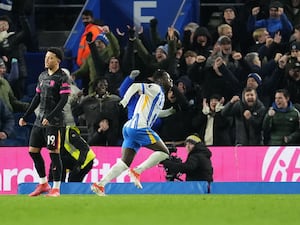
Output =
[
  {"x1": 192, "y1": 95, "x2": 232, "y2": 146},
  {"x1": 162, "y1": 134, "x2": 213, "y2": 183},
  {"x1": 218, "y1": 6, "x2": 244, "y2": 53},
  {"x1": 149, "y1": 17, "x2": 181, "y2": 52},
  {"x1": 0, "y1": 14, "x2": 31, "y2": 99},
  {"x1": 263, "y1": 88, "x2": 300, "y2": 145},
  {"x1": 175, "y1": 75, "x2": 195, "y2": 105},
  {"x1": 217, "y1": 24, "x2": 233, "y2": 39},
  {"x1": 0, "y1": 57, "x2": 18, "y2": 86},
  {"x1": 283, "y1": 60, "x2": 300, "y2": 104},
  {"x1": 202, "y1": 55, "x2": 238, "y2": 102},
  {"x1": 71, "y1": 78, "x2": 124, "y2": 146},
  {"x1": 76, "y1": 9, "x2": 103, "y2": 67},
  {"x1": 247, "y1": 1, "x2": 293, "y2": 43},
  {"x1": 159, "y1": 84, "x2": 192, "y2": 143},
  {"x1": 131, "y1": 26, "x2": 180, "y2": 80},
  {"x1": 103, "y1": 56, "x2": 124, "y2": 96},
  {"x1": 284, "y1": 0, "x2": 300, "y2": 26},
  {"x1": 205, "y1": 36, "x2": 241, "y2": 72},
  {"x1": 222, "y1": 87, "x2": 266, "y2": 145},
  {"x1": 187, "y1": 26, "x2": 212, "y2": 60},
  {"x1": 248, "y1": 27, "x2": 270, "y2": 53},
  {"x1": 290, "y1": 24, "x2": 300, "y2": 42},
  {"x1": 181, "y1": 22, "x2": 199, "y2": 52},
  {"x1": 72, "y1": 27, "x2": 120, "y2": 95},
  {"x1": 0, "y1": 63, "x2": 29, "y2": 112},
  {"x1": 0, "y1": 98, "x2": 15, "y2": 146}
]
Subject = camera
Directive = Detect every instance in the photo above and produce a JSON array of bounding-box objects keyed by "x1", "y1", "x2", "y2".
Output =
[{"x1": 162, "y1": 144, "x2": 183, "y2": 181}]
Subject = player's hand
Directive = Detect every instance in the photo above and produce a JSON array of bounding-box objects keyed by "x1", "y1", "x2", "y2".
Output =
[
  {"x1": 129, "y1": 70, "x2": 140, "y2": 79},
  {"x1": 42, "y1": 118, "x2": 49, "y2": 126}
]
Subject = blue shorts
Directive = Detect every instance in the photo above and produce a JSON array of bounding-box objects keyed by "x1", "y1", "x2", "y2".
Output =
[{"x1": 122, "y1": 126, "x2": 162, "y2": 152}]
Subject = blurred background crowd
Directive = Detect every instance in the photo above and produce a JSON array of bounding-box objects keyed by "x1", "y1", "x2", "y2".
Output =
[{"x1": 0, "y1": 0, "x2": 299, "y2": 147}]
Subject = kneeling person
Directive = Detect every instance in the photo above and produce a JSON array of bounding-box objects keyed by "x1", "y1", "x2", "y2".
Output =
[{"x1": 162, "y1": 134, "x2": 213, "y2": 182}]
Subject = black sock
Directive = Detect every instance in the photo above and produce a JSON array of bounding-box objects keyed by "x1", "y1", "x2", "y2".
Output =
[
  {"x1": 29, "y1": 152, "x2": 46, "y2": 178},
  {"x1": 50, "y1": 153, "x2": 62, "y2": 182}
]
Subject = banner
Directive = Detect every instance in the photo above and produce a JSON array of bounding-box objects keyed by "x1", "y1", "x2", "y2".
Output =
[
  {"x1": 1, "y1": 146, "x2": 300, "y2": 194},
  {"x1": 100, "y1": 0, "x2": 199, "y2": 38}
]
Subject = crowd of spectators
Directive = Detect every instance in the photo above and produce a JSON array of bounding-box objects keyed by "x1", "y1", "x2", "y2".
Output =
[{"x1": 1, "y1": 1, "x2": 300, "y2": 147}]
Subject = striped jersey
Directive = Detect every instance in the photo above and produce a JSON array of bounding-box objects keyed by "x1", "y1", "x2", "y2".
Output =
[{"x1": 120, "y1": 83, "x2": 165, "y2": 129}]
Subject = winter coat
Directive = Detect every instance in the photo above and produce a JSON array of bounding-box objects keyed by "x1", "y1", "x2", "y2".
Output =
[
  {"x1": 263, "y1": 102, "x2": 300, "y2": 145},
  {"x1": 222, "y1": 99, "x2": 266, "y2": 145},
  {"x1": 162, "y1": 142, "x2": 213, "y2": 181}
]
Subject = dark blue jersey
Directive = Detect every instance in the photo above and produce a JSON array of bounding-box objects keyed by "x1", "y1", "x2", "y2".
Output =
[{"x1": 34, "y1": 69, "x2": 71, "y2": 126}]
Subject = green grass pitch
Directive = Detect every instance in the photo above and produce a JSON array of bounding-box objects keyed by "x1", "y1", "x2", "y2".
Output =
[{"x1": 1, "y1": 194, "x2": 299, "y2": 225}]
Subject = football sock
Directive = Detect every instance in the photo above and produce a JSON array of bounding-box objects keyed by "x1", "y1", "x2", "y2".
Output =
[
  {"x1": 134, "y1": 151, "x2": 169, "y2": 174},
  {"x1": 53, "y1": 181, "x2": 61, "y2": 189},
  {"x1": 40, "y1": 177, "x2": 47, "y2": 184},
  {"x1": 99, "y1": 160, "x2": 128, "y2": 186},
  {"x1": 29, "y1": 152, "x2": 46, "y2": 178},
  {"x1": 50, "y1": 153, "x2": 62, "y2": 185}
]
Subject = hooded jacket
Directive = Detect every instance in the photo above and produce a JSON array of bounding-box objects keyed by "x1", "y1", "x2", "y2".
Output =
[
  {"x1": 222, "y1": 97, "x2": 266, "y2": 145},
  {"x1": 162, "y1": 142, "x2": 213, "y2": 182}
]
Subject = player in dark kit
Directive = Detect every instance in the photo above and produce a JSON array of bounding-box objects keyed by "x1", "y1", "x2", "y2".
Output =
[{"x1": 19, "y1": 47, "x2": 71, "y2": 197}]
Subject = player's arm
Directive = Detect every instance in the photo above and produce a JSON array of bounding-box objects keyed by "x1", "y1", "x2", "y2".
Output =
[
  {"x1": 119, "y1": 83, "x2": 143, "y2": 107},
  {"x1": 22, "y1": 93, "x2": 40, "y2": 121}
]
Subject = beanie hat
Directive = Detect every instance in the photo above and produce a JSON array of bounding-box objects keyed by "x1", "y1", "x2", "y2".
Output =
[
  {"x1": 185, "y1": 135, "x2": 202, "y2": 145},
  {"x1": 95, "y1": 33, "x2": 110, "y2": 46},
  {"x1": 157, "y1": 44, "x2": 168, "y2": 55},
  {"x1": 47, "y1": 47, "x2": 63, "y2": 61},
  {"x1": 247, "y1": 73, "x2": 262, "y2": 85},
  {"x1": 290, "y1": 42, "x2": 300, "y2": 51},
  {"x1": 269, "y1": 1, "x2": 283, "y2": 9}
]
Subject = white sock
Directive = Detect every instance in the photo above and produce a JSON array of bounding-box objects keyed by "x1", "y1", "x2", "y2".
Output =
[
  {"x1": 40, "y1": 177, "x2": 47, "y2": 184},
  {"x1": 134, "y1": 151, "x2": 169, "y2": 174},
  {"x1": 99, "y1": 160, "x2": 128, "y2": 186},
  {"x1": 52, "y1": 181, "x2": 61, "y2": 189}
]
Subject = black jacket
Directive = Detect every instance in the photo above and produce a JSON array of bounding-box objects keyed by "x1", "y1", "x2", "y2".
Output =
[{"x1": 162, "y1": 143, "x2": 213, "y2": 182}]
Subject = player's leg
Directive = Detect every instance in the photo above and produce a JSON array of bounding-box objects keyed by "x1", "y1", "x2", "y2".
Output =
[
  {"x1": 133, "y1": 130, "x2": 169, "y2": 174},
  {"x1": 129, "y1": 129, "x2": 169, "y2": 188},
  {"x1": 93, "y1": 148, "x2": 135, "y2": 186},
  {"x1": 91, "y1": 127, "x2": 138, "y2": 195},
  {"x1": 46, "y1": 127, "x2": 63, "y2": 197},
  {"x1": 28, "y1": 127, "x2": 51, "y2": 196}
]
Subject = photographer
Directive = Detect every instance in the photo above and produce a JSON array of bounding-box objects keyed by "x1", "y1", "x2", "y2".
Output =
[{"x1": 162, "y1": 134, "x2": 213, "y2": 182}]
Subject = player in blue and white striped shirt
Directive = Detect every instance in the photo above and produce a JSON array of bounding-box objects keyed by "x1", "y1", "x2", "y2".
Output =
[{"x1": 92, "y1": 69, "x2": 173, "y2": 195}]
